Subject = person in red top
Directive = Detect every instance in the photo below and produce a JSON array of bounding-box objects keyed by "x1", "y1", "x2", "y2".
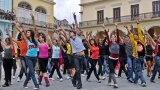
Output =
[{"x1": 86, "y1": 38, "x2": 101, "y2": 83}]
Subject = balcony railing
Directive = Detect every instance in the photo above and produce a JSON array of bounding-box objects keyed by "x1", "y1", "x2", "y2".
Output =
[
  {"x1": 17, "y1": 17, "x2": 56, "y2": 29},
  {"x1": 79, "y1": 12, "x2": 160, "y2": 27}
]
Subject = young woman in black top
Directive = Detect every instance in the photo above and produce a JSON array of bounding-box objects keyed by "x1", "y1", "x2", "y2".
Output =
[
  {"x1": 118, "y1": 36, "x2": 128, "y2": 77},
  {"x1": 145, "y1": 39, "x2": 154, "y2": 77}
]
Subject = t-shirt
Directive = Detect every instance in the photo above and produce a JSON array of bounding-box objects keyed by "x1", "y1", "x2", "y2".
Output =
[
  {"x1": 26, "y1": 40, "x2": 38, "y2": 57},
  {"x1": 124, "y1": 42, "x2": 133, "y2": 56},
  {"x1": 66, "y1": 43, "x2": 71, "y2": 54},
  {"x1": 69, "y1": 34, "x2": 85, "y2": 54},
  {"x1": 52, "y1": 45, "x2": 60, "y2": 58},
  {"x1": 17, "y1": 41, "x2": 27, "y2": 56},
  {"x1": 90, "y1": 46, "x2": 99, "y2": 60},
  {"x1": 137, "y1": 41, "x2": 145, "y2": 57}
]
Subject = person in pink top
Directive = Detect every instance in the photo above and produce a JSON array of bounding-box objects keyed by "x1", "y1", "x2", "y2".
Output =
[{"x1": 38, "y1": 25, "x2": 50, "y2": 87}]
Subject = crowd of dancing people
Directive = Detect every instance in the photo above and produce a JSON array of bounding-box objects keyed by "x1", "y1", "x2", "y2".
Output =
[{"x1": 0, "y1": 13, "x2": 160, "y2": 90}]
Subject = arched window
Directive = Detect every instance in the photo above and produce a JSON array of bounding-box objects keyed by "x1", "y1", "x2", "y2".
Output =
[
  {"x1": 18, "y1": 2, "x2": 32, "y2": 10},
  {"x1": 35, "y1": 7, "x2": 47, "y2": 14}
]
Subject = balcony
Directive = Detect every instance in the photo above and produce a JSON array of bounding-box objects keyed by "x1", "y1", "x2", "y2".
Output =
[
  {"x1": 17, "y1": 17, "x2": 56, "y2": 29},
  {"x1": 80, "y1": 0, "x2": 104, "y2": 6},
  {"x1": 79, "y1": 12, "x2": 160, "y2": 28}
]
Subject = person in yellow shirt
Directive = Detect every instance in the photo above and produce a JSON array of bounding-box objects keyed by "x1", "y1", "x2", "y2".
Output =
[
  {"x1": 124, "y1": 19, "x2": 146, "y2": 87},
  {"x1": 66, "y1": 42, "x2": 75, "y2": 78}
]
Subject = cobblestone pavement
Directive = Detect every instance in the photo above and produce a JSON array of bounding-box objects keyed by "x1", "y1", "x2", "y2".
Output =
[{"x1": 0, "y1": 64, "x2": 160, "y2": 90}]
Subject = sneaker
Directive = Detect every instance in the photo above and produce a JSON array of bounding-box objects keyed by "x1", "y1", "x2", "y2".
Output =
[
  {"x1": 118, "y1": 76, "x2": 122, "y2": 78},
  {"x1": 49, "y1": 78, "x2": 54, "y2": 80},
  {"x1": 65, "y1": 74, "x2": 71, "y2": 79},
  {"x1": 23, "y1": 85, "x2": 28, "y2": 89},
  {"x1": 2, "y1": 83, "x2": 9, "y2": 87},
  {"x1": 60, "y1": 78, "x2": 63, "y2": 82},
  {"x1": 113, "y1": 84, "x2": 118, "y2": 88},
  {"x1": 98, "y1": 80, "x2": 101, "y2": 83},
  {"x1": 57, "y1": 75, "x2": 60, "y2": 79},
  {"x1": 17, "y1": 77, "x2": 21, "y2": 82},
  {"x1": 150, "y1": 80, "x2": 156, "y2": 83},
  {"x1": 34, "y1": 86, "x2": 39, "y2": 90},
  {"x1": 12, "y1": 76, "x2": 15, "y2": 79},
  {"x1": 108, "y1": 83, "x2": 113, "y2": 86},
  {"x1": 101, "y1": 76, "x2": 106, "y2": 80},
  {"x1": 28, "y1": 80, "x2": 31, "y2": 83},
  {"x1": 141, "y1": 83, "x2": 146, "y2": 87},
  {"x1": 147, "y1": 74, "x2": 150, "y2": 77},
  {"x1": 127, "y1": 78, "x2": 134, "y2": 83},
  {"x1": 99, "y1": 75, "x2": 102, "y2": 79},
  {"x1": 86, "y1": 79, "x2": 91, "y2": 82},
  {"x1": 81, "y1": 74, "x2": 85, "y2": 77},
  {"x1": 46, "y1": 83, "x2": 50, "y2": 87}
]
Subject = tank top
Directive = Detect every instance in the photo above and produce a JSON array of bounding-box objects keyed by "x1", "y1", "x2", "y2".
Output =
[
  {"x1": 38, "y1": 43, "x2": 48, "y2": 58},
  {"x1": 26, "y1": 40, "x2": 38, "y2": 57},
  {"x1": 52, "y1": 45, "x2": 60, "y2": 58},
  {"x1": 4, "y1": 46, "x2": 12, "y2": 59}
]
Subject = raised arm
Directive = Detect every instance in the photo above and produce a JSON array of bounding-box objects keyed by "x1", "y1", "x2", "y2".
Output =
[
  {"x1": 124, "y1": 24, "x2": 131, "y2": 34},
  {"x1": 73, "y1": 13, "x2": 81, "y2": 35},
  {"x1": 30, "y1": 13, "x2": 38, "y2": 39},
  {"x1": 136, "y1": 19, "x2": 145, "y2": 46},
  {"x1": 101, "y1": 23, "x2": 111, "y2": 46},
  {"x1": 144, "y1": 28, "x2": 156, "y2": 47},
  {"x1": 115, "y1": 23, "x2": 120, "y2": 44},
  {"x1": 57, "y1": 21, "x2": 69, "y2": 41},
  {"x1": 12, "y1": 21, "x2": 27, "y2": 42},
  {"x1": 6, "y1": 28, "x2": 14, "y2": 48}
]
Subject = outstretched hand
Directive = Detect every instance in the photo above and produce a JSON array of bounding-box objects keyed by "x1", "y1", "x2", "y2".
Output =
[
  {"x1": 135, "y1": 18, "x2": 140, "y2": 24},
  {"x1": 123, "y1": 24, "x2": 128, "y2": 29},
  {"x1": 73, "y1": 12, "x2": 76, "y2": 19},
  {"x1": 100, "y1": 23, "x2": 105, "y2": 28},
  {"x1": 6, "y1": 28, "x2": 9, "y2": 36},
  {"x1": 44, "y1": 22, "x2": 48, "y2": 28},
  {"x1": 30, "y1": 13, "x2": 34, "y2": 19}
]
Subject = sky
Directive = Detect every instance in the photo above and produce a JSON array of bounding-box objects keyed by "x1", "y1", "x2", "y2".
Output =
[{"x1": 54, "y1": 0, "x2": 80, "y2": 24}]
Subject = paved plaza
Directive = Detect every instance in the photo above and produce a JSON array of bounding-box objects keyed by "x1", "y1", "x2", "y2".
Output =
[{"x1": 0, "y1": 64, "x2": 160, "y2": 90}]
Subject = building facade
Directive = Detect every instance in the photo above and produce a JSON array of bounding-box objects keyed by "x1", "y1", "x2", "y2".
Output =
[
  {"x1": 80, "y1": 0, "x2": 160, "y2": 38},
  {"x1": 12, "y1": 0, "x2": 56, "y2": 38},
  {"x1": 0, "y1": 0, "x2": 12, "y2": 39}
]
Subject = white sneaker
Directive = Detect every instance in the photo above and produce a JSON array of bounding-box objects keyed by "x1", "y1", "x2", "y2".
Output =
[
  {"x1": 17, "y1": 77, "x2": 21, "y2": 82},
  {"x1": 28, "y1": 80, "x2": 31, "y2": 83},
  {"x1": 101, "y1": 76, "x2": 106, "y2": 80},
  {"x1": 12, "y1": 76, "x2": 16, "y2": 79},
  {"x1": 81, "y1": 74, "x2": 85, "y2": 77},
  {"x1": 57, "y1": 75, "x2": 60, "y2": 79},
  {"x1": 60, "y1": 78, "x2": 63, "y2": 82},
  {"x1": 108, "y1": 83, "x2": 113, "y2": 86},
  {"x1": 49, "y1": 78, "x2": 54, "y2": 80},
  {"x1": 65, "y1": 75, "x2": 71, "y2": 79},
  {"x1": 113, "y1": 84, "x2": 118, "y2": 88}
]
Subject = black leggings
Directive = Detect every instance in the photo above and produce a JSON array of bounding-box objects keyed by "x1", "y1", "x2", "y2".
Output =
[
  {"x1": 49, "y1": 58, "x2": 62, "y2": 78},
  {"x1": 108, "y1": 58, "x2": 118, "y2": 84},
  {"x1": 118, "y1": 57, "x2": 128, "y2": 77},
  {"x1": 3, "y1": 58, "x2": 13, "y2": 84},
  {"x1": 87, "y1": 59, "x2": 100, "y2": 80},
  {"x1": 39, "y1": 58, "x2": 48, "y2": 73},
  {"x1": 98, "y1": 56, "x2": 104, "y2": 76}
]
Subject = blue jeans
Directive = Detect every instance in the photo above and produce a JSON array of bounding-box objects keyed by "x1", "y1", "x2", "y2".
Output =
[
  {"x1": 127, "y1": 55, "x2": 135, "y2": 80},
  {"x1": 98, "y1": 55, "x2": 104, "y2": 76},
  {"x1": 47, "y1": 58, "x2": 51, "y2": 74},
  {"x1": 134, "y1": 57, "x2": 146, "y2": 84},
  {"x1": 72, "y1": 55, "x2": 84, "y2": 86},
  {"x1": 151, "y1": 56, "x2": 160, "y2": 81},
  {"x1": 18, "y1": 56, "x2": 27, "y2": 79},
  {"x1": 24, "y1": 56, "x2": 38, "y2": 87},
  {"x1": 83, "y1": 56, "x2": 89, "y2": 74},
  {"x1": 102, "y1": 55, "x2": 109, "y2": 75}
]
